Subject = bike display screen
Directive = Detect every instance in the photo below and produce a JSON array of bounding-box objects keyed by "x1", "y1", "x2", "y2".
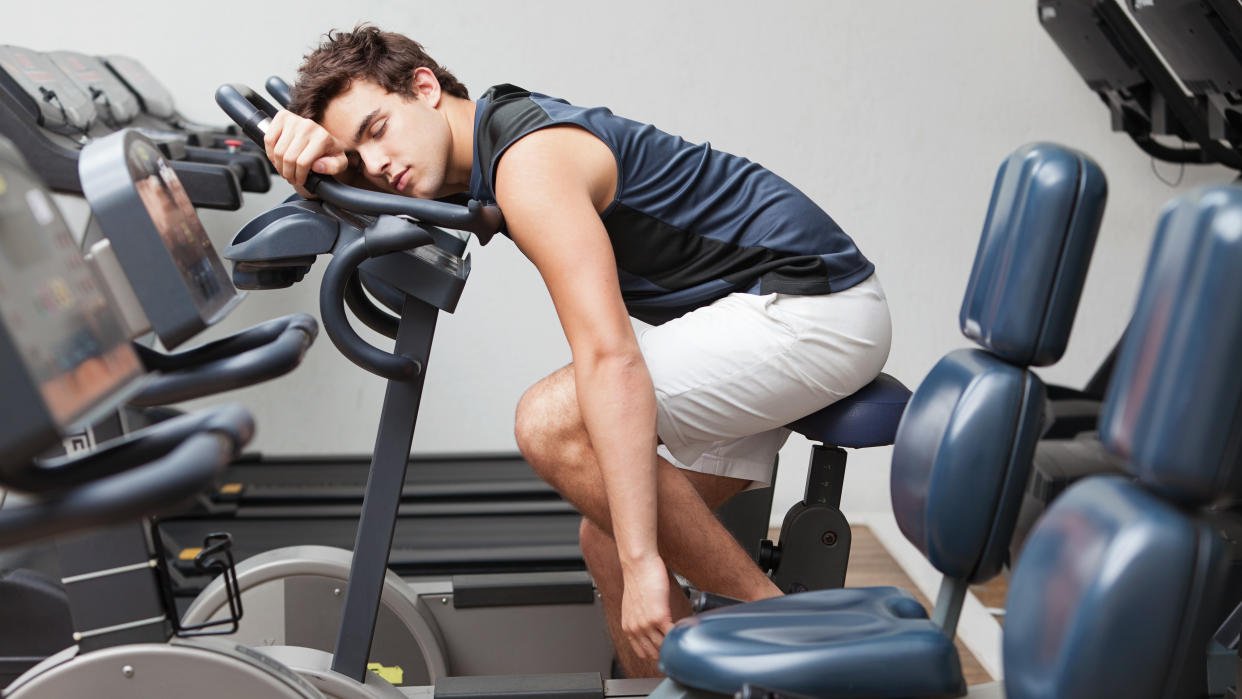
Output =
[{"x1": 0, "y1": 161, "x2": 142, "y2": 426}]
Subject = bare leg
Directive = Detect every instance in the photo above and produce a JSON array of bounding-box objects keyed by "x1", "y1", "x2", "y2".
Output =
[
  {"x1": 515, "y1": 365, "x2": 783, "y2": 676},
  {"x1": 581, "y1": 518, "x2": 691, "y2": 678},
  {"x1": 580, "y1": 466, "x2": 755, "y2": 678}
]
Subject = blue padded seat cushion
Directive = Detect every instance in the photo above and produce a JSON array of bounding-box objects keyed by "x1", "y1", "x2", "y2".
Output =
[
  {"x1": 959, "y1": 143, "x2": 1106, "y2": 367},
  {"x1": 660, "y1": 586, "x2": 965, "y2": 698},
  {"x1": 1100, "y1": 186, "x2": 1242, "y2": 505},
  {"x1": 786, "y1": 373, "x2": 911, "y2": 448},
  {"x1": 1004, "y1": 476, "x2": 1226, "y2": 699},
  {"x1": 891, "y1": 349, "x2": 1045, "y2": 582}
]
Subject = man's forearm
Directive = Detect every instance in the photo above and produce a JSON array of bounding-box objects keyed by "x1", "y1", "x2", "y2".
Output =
[{"x1": 574, "y1": 352, "x2": 660, "y2": 563}]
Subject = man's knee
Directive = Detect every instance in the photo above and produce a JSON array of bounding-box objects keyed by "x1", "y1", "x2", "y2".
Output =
[
  {"x1": 578, "y1": 516, "x2": 612, "y2": 553},
  {"x1": 514, "y1": 366, "x2": 586, "y2": 469}
]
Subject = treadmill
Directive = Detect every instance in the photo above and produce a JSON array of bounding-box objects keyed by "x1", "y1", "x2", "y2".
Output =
[
  {"x1": 103, "y1": 53, "x2": 270, "y2": 157},
  {"x1": 47, "y1": 49, "x2": 269, "y2": 195},
  {"x1": 0, "y1": 45, "x2": 263, "y2": 209}
]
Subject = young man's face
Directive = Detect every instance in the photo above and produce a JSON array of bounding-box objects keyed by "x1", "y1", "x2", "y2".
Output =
[{"x1": 320, "y1": 74, "x2": 451, "y2": 199}]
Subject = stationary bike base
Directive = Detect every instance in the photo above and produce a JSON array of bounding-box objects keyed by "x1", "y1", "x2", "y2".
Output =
[
  {"x1": 181, "y1": 544, "x2": 614, "y2": 684},
  {"x1": 4, "y1": 639, "x2": 321, "y2": 698}
]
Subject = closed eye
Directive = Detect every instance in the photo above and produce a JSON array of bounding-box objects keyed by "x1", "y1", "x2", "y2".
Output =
[{"x1": 372, "y1": 120, "x2": 387, "y2": 139}]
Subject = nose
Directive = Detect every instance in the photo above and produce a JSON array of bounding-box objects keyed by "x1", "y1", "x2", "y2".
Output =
[{"x1": 357, "y1": 143, "x2": 390, "y2": 178}]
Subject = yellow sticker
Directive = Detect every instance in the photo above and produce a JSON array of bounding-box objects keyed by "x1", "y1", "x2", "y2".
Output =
[
  {"x1": 366, "y1": 663, "x2": 404, "y2": 685},
  {"x1": 178, "y1": 548, "x2": 203, "y2": 561},
  {"x1": 50, "y1": 279, "x2": 72, "y2": 309},
  {"x1": 0, "y1": 175, "x2": 7, "y2": 196},
  {"x1": 218, "y1": 483, "x2": 243, "y2": 495}
]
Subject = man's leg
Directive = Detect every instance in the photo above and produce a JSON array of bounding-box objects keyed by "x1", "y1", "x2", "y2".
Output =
[
  {"x1": 515, "y1": 365, "x2": 782, "y2": 675},
  {"x1": 579, "y1": 470, "x2": 755, "y2": 678}
]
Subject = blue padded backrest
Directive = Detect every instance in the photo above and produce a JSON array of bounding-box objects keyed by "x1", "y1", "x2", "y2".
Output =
[
  {"x1": 960, "y1": 143, "x2": 1106, "y2": 367},
  {"x1": 890, "y1": 349, "x2": 1044, "y2": 581},
  {"x1": 1100, "y1": 186, "x2": 1242, "y2": 505},
  {"x1": 1004, "y1": 477, "x2": 1227, "y2": 699}
]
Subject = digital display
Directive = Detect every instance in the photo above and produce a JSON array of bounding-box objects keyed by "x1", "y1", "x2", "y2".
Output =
[
  {"x1": 0, "y1": 164, "x2": 142, "y2": 426},
  {"x1": 125, "y1": 140, "x2": 234, "y2": 321}
]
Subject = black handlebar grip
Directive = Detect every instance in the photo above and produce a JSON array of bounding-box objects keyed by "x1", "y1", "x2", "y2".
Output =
[
  {"x1": 266, "y1": 76, "x2": 293, "y2": 108},
  {"x1": 0, "y1": 428, "x2": 240, "y2": 549},
  {"x1": 214, "y1": 84, "x2": 279, "y2": 147},
  {"x1": 0, "y1": 405, "x2": 253, "y2": 496},
  {"x1": 129, "y1": 313, "x2": 318, "y2": 406},
  {"x1": 215, "y1": 83, "x2": 326, "y2": 194}
]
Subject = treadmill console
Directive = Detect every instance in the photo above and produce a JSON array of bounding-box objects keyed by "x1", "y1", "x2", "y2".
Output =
[
  {"x1": 79, "y1": 129, "x2": 240, "y2": 349},
  {"x1": 47, "y1": 51, "x2": 141, "y2": 129},
  {"x1": 0, "y1": 45, "x2": 96, "y2": 137},
  {"x1": 102, "y1": 54, "x2": 176, "y2": 121},
  {"x1": 0, "y1": 137, "x2": 142, "y2": 467}
]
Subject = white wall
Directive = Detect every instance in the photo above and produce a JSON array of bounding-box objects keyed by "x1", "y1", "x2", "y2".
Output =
[{"x1": 10, "y1": 0, "x2": 1235, "y2": 525}]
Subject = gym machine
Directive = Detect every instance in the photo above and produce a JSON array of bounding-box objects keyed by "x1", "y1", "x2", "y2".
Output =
[{"x1": 0, "y1": 45, "x2": 266, "y2": 209}]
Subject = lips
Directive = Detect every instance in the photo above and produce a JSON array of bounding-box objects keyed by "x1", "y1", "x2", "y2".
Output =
[{"x1": 391, "y1": 169, "x2": 409, "y2": 192}]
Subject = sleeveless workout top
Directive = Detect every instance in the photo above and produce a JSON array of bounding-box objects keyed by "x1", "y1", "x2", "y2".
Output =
[{"x1": 469, "y1": 84, "x2": 874, "y2": 326}]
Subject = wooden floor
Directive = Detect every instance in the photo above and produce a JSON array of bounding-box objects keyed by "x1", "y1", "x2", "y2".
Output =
[{"x1": 815, "y1": 525, "x2": 1007, "y2": 685}]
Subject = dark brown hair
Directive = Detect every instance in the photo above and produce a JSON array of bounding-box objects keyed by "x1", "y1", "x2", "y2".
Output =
[{"x1": 288, "y1": 24, "x2": 469, "y2": 121}]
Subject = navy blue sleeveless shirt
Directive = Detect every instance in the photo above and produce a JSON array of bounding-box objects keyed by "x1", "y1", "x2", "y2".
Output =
[{"x1": 469, "y1": 84, "x2": 874, "y2": 326}]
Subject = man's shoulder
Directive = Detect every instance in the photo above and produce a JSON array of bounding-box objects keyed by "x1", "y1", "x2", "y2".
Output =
[
  {"x1": 479, "y1": 83, "x2": 534, "y2": 105},
  {"x1": 476, "y1": 85, "x2": 595, "y2": 181}
]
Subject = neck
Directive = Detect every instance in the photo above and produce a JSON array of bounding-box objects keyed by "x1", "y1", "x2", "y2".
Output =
[{"x1": 440, "y1": 95, "x2": 477, "y2": 196}]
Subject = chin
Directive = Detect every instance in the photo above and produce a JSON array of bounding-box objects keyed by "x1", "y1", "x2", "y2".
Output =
[{"x1": 411, "y1": 183, "x2": 442, "y2": 200}]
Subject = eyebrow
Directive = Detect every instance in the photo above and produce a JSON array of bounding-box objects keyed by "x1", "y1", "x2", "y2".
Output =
[{"x1": 353, "y1": 108, "x2": 381, "y2": 145}]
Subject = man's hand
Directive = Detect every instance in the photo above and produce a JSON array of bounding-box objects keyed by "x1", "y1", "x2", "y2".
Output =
[
  {"x1": 621, "y1": 553, "x2": 675, "y2": 663},
  {"x1": 264, "y1": 110, "x2": 352, "y2": 197}
]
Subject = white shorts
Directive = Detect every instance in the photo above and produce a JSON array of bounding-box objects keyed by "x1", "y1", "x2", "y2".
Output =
[{"x1": 638, "y1": 273, "x2": 892, "y2": 487}]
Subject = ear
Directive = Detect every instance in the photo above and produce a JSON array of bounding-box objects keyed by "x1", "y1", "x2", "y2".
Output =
[{"x1": 411, "y1": 66, "x2": 442, "y2": 107}]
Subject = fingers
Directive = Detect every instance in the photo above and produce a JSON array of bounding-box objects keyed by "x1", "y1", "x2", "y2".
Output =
[
  {"x1": 314, "y1": 152, "x2": 351, "y2": 177},
  {"x1": 264, "y1": 111, "x2": 346, "y2": 189},
  {"x1": 262, "y1": 111, "x2": 288, "y2": 173},
  {"x1": 631, "y1": 622, "x2": 667, "y2": 661},
  {"x1": 622, "y1": 600, "x2": 673, "y2": 661},
  {"x1": 275, "y1": 126, "x2": 307, "y2": 185}
]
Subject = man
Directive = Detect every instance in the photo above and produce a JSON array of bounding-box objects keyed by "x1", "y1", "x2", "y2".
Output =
[{"x1": 266, "y1": 25, "x2": 891, "y2": 678}]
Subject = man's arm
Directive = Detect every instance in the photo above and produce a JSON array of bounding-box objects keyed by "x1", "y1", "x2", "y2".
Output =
[
  {"x1": 264, "y1": 110, "x2": 357, "y2": 196},
  {"x1": 494, "y1": 126, "x2": 673, "y2": 662}
]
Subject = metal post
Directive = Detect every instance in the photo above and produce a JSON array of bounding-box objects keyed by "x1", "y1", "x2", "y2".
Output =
[
  {"x1": 804, "y1": 445, "x2": 847, "y2": 508},
  {"x1": 931, "y1": 576, "x2": 968, "y2": 637},
  {"x1": 331, "y1": 297, "x2": 438, "y2": 682}
]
